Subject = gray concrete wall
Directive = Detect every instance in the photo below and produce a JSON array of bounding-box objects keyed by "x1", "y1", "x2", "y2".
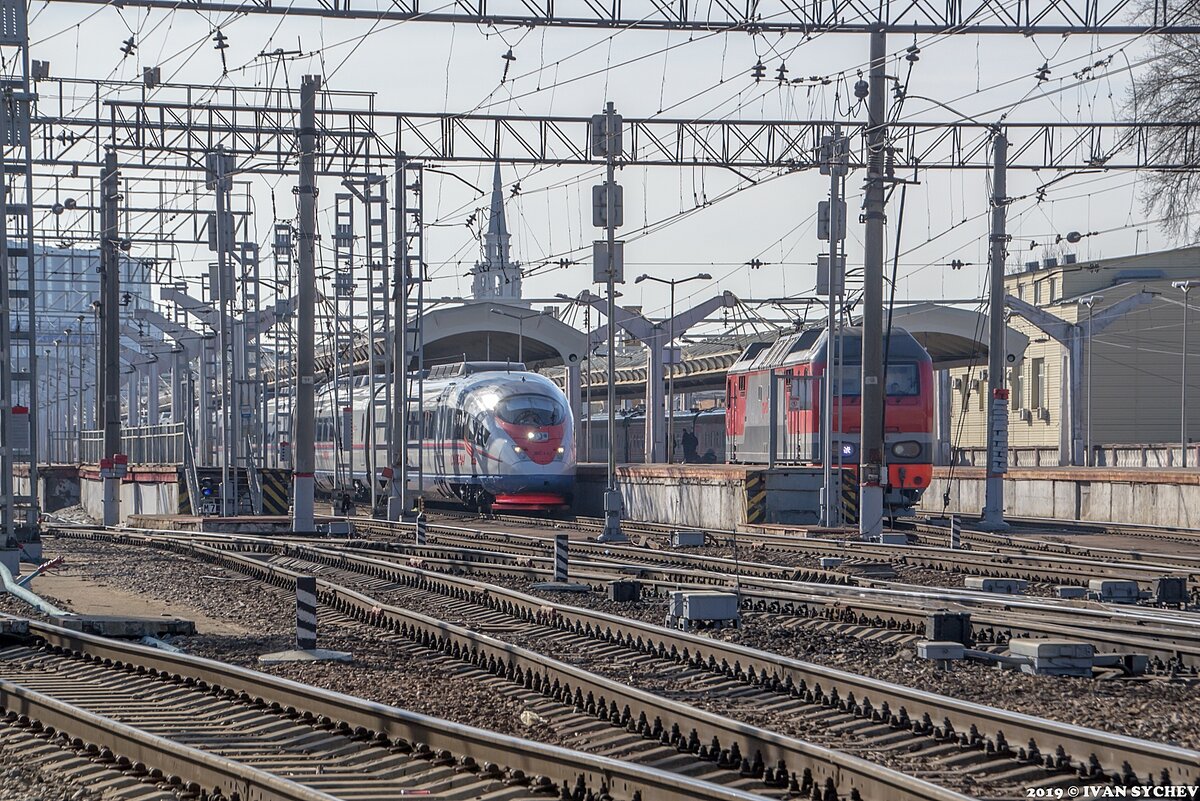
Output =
[
  {"x1": 921, "y1": 470, "x2": 1200, "y2": 529},
  {"x1": 576, "y1": 465, "x2": 750, "y2": 530},
  {"x1": 80, "y1": 476, "x2": 179, "y2": 523},
  {"x1": 575, "y1": 464, "x2": 825, "y2": 529}
]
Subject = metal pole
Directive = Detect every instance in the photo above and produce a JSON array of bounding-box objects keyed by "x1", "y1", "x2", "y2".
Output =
[
  {"x1": 76, "y1": 325, "x2": 84, "y2": 461},
  {"x1": 1088, "y1": 304, "x2": 1094, "y2": 467},
  {"x1": 388, "y1": 155, "x2": 408, "y2": 521},
  {"x1": 518, "y1": 318, "x2": 523, "y2": 364},
  {"x1": 100, "y1": 149, "x2": 122, "y2": 527},
  {"x1": 1176, "y1": 282, "x2": 1192, "y2": 468},
  {"x1": 980, "y1": 133, "x2": 1010, "y2": 530},
  {"x1": 768, "y1": 370, "x2": 779, "y2": 469},
  {"x1": 858, "y1": 29, "x2": 887, "y2": 540},
  {"x1": 601, "y1": 100, "x2": 624, "y2": 543},
  {"x1": 212, "y1": 156, "x2": 235, "y2": 514},
  {"x1": 291, "y1": 74, "x2": 320, "y2": 533},
  {"x1": 668, "y1": 281, "x2": 675, "y2": 462}
]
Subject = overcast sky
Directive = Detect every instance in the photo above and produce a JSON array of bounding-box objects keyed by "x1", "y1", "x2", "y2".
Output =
[{"x1": 24, "y1": 3, "x2": 1178, "y2": 332}]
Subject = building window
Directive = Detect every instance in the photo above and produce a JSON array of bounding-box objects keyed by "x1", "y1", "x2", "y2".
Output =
[
  {"x1": 1017, "y1": 283, "x2": 1025, "y2": 301},
  {"x1": 1034, "y1": 281, "x2": 1043, "y2": 305},
  {"x1": 1048, "y1": 277, "x2": 1058, "y2": 302},
  {"x1": 1010, "y1": 363, "x2": 1022, "y2": 410},
  {"x1": 1031, "y1": 358, "x2": 1046, "y2": 410}
]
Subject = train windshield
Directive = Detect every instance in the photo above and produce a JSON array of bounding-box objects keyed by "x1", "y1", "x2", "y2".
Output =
[
  {"x1": 836, "y1": 363, "x2": 920, "y2": 397},
  {"x1": 496, "y1": 394, "x2": 566, "y2": 426}
]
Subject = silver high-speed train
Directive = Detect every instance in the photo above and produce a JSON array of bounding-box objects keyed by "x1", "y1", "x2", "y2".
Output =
[{"x1": 304, "y1": 361, "x2": 575, "y2": 511}]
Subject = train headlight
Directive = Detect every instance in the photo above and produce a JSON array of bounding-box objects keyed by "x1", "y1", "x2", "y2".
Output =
[
  {"x1": 557, "y1": 447, "x2": 565, "y2": 453},
  {"x1": 514, "y1": 446, "x2": 523, "y2": 453},
  {"x1": 526, "y1": 431, "x2": 536, "y2": 440},
  {"x1": 891, "y1": 441, "x2": 921, "y2": 458}
]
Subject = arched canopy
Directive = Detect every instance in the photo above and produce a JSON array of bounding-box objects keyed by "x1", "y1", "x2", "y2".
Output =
[
  {"x1": 420, "y1": 301, "x2": 586, "y2": 369},
  {"x1": 886, "y1": 302, "x2": 1029, "y2": 370}
]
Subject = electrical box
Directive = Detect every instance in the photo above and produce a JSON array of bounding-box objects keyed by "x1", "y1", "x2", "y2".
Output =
[
  {"x1": 1154, "y1": 576, "x2": 1188, "y2": 605},
  {"x1": 1087, "y1": 579, "x2": 1140, "y2": 604},
  {"x1": 964, "y1": 576, "x2": 1027, "y2": 594},
  {"x1": 668, "y1": 591, "x2": 739, "y2": 630},
  {"x1": 670, "y1": 530, "x2": 705, "y2": 548}
]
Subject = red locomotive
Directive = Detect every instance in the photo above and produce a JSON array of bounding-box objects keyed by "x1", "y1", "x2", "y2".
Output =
[{"x1": 726, "y1": 326, "x2": 934, "y2": 513}]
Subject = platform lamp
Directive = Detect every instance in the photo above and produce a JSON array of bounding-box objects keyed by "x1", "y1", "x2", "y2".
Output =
[
  {"x1": 1173, "y1": 281, "x2": 1194, "y2": 467},
  {"x1": 634, "y1": 272, "x2": 711, "y2": 462},
  {"x1": 1077, "y1": 295, "x2": 1103, "y2": 467}
]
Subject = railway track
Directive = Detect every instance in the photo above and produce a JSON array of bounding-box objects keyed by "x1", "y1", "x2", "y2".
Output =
[
  {"x1": 411, "y1": 511, "x2": 1200, "y2": 593},
  {"x1": 46, "y1": 525, "x2": 1200, "y2": 796},
  {"x1": 0, "y1": 619, "x2": 781, "y2": 801},
  {"x1": 326, "y1": 518, "x2": 1200, "y2": 671}
]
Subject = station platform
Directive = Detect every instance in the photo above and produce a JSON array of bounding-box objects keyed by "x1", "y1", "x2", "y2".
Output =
[{"x1": 921, "y1": 466, "x2": 1200, "y2": 529}]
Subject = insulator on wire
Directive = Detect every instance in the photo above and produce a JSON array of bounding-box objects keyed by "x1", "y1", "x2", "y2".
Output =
[
  {"x1": 120, "y1": 36, "x2": 137, "y2": 58},
  {"x1": 854, "y1": 74, "x2": 869, "y2": 100},
  {"x1": 905, "y1": 45, "x2": 920, "y2": 63},
  {"x1": 776, "y1": 62, "x2": 788, "y2": 84},
  {"x1": 751, "y1": 59, "x2": 766, "y2": 82}
]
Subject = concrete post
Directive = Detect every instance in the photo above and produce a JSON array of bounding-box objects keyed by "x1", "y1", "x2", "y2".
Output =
[
  {"x1": 553, "y1": 534, "x2": 568, "y2": 582},
  {"x1": 295, "y1": 575, "x2": 317, "y2": 650},
  {"x1": 644, "y1": 334, "x2": 664, "y2": 463},
  {"x1": 100, "y1": 150, "x2": 122, "y2": 527},
  {"x1": 291, "y1": 75, "x2": 320, "y2": 533},
  {"x1": 858, "y1": 29, "x2": 887, "y2": 540},
  {"x1": 980, "y1": 134, "x2": 1010, "y2": 531}
]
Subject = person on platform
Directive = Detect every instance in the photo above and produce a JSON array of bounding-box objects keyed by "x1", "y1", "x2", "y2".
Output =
[{"x1": 681, "y1": 427, "x2": 700, "y2": 463}]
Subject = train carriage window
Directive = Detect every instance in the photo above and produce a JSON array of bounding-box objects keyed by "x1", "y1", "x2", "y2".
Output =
[{"x1": 737, "y1": 375, "x2": 746, "y2": 395}]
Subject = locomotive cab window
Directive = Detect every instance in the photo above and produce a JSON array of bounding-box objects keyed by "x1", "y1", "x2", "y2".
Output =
[
  {"x1": 497, "y1": 394, "x2": 565, "y2": 426},
  {"x1": 839, "y1": 363, "x2": 920, "y2": 397}
]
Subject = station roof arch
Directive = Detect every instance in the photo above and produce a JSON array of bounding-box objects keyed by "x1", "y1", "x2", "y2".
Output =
[
  {"x1": 886, "y1": 302, "x2": 1029, "y2": 370},
  {"x1": 420, "y1": 301, "x2": 587, "y2": 369}
]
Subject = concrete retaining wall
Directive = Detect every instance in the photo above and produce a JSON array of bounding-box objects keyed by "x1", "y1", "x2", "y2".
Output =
[
  {"x1": 576, "y1": 464, "x2": 826, "y2": 529},
  {"x1": 79, "y1": 466, "x2": 181, "y2": 524},
  {"x1": 920, "y1": 467, "x2": 1200, "y2": 529},
  {"x1": 576, "y1": 464, "x2": 752, "y2": 530}
]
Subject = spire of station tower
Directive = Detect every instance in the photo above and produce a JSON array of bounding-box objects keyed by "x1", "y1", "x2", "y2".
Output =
[{"x1": 470, "y1": 160, "x2": 525, "y2": 304}]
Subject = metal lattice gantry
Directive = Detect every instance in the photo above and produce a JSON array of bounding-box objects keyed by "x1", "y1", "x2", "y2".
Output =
[
  {"x1": 33, "y1": 0, "x2": 1200, "y2": 33},
  {"x1": 0, "y1": 0, "x2": 40, "y2": 556},
  {"x1": 26, "y1": 81, "x2": 1200, "y2": 173}
]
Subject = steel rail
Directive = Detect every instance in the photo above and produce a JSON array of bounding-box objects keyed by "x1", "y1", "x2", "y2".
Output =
[
  {"x1": 197, "y1": 544, "x2": 972, "y2": 801},
  {"x1": 97, "y1": 526, "x2": 1194, "y2": 787},
  {"x1": 20, "y1": 620, "x2": 770, "y2": 801},
  {"x1": 34, "y1": 529, "x2": 974, "y2": 801},
  {"x1": 47, "y1": 526, "x2": 1200, "y2": 784},
  {"x1": 0, "y1": 678, "x2": 342, "y2": 801},
  {"x1": 416, "y1": 513, "x2": 1199, "y2": 590},
  {"x1": 327, "y1": 538, "x2": 1200, "y2": 668}
]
